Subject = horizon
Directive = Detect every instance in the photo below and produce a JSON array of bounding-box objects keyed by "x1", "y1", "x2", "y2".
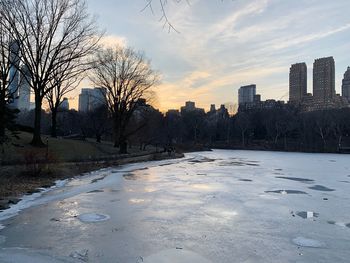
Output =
[{"x1": 65, "y1": 0, "x2": 350, "y2": 112}]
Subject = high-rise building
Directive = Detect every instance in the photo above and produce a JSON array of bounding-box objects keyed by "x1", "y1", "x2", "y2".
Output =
[
  {"x1": 289, "y1": 62, "x2": 307, "y2": 103},
  {"x1": 313, "y1": 57, "x2": 335, "y2": 103},
  {"x1": 8, "y1": 41, "x2": 32, "y2": 112},
  {"x1": 78, "y1": 88, "x2": 90, "y2": 112},
  {"x1": 342, "y1": 67, "x2": 350, "y2": 102},
  {"x1": 238, "y1": 84, "x2": 256, "y2": 105},
  {"x1": 9, "y1": 40, "x2": 21, "y2": 108},
  {"x1": 17, "y1": 65, "x2": 31, "y2": 111},
  {"x1": 78, "y1": 87, "x2": 107, "y2": 112}
]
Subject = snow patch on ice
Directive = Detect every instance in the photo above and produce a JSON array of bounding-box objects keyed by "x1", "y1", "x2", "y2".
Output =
[
  {"x1": 142, "y1": 249, "x2": 212, "y2": 263},
  {"x1": 0, "y1": 224, "x2": 4, "y2": 230},
  {"x1": 0, "y1": 179, "x2": 68, "y2": 224},
  {"x1": 78, "y1": 213, "x2": 110, "y2": 223},
  {"x1": 292, "y1": 237, "x2": 326, "y2": 248}
]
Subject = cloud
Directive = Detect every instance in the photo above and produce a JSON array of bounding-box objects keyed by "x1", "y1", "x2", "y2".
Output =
[
  {"x1": 271, "y1": 23, "x2": 350, "y2": 50},
  {"x1": 80, "y1": 0, "x2": 350, "y2": 112},
  {"x1": 100, "y1": 35, "x2": 128, "y2": 48}
]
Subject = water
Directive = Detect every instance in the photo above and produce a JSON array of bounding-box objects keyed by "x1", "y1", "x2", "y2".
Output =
[{"x1": 0, "y1": 150, "x2": 349, "y2": 262}]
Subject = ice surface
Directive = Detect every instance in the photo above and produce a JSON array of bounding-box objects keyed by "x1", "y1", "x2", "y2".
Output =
[
  {"x1": 0, "y1": 248, "x2": 74, "y2": 263},
  {"x1": 275, "y1": 176, "x2": 314, "y2": 183},
  {"x1": 292, "y1": 237, "x2": 326, "y2": 248},
  {"x1": 142, "y1": 249, "x2": 212, "y2": 263},
  {"x1": 0, "y1": 235, "x2": 5, "y2": 244},
  {"x1": 0, "y1": 158, "x2": 186, "y2": 229},
  {"x1": 0, "y1": 150, "x2": 349, "y2": 262},
  {"x1": 78, "y1": 213, "x2": 110, "y2": 223}
]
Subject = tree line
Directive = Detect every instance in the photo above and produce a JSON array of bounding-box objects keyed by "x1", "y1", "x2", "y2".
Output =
[{"x1": 14, "y1": 102, "x2": 350, "y2": 153}]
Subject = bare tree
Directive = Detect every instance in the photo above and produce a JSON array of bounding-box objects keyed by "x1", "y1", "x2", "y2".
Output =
[
  {"x1": 0, "y1": 0, "x2": 101, "y2": 146},
  {"x1": 90, "y1": 45, "x2": 159, "y2": 154},
  {"x1": 142, "y1": 0, "x2": 186, "y2": 33},
  {"x1": 235, "y1": 112, "x2": 252, "y2": 147},
  {"x1": 0, "y1": 19, "x2": 20, "y2": 144},
  {"x1": 45, "y1": 62, "x2": 86, "y2": 138}
]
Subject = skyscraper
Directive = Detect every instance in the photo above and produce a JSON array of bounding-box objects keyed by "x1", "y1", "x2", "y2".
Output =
[
  {"x1": 342, "y1": 67, "x2": 350, "y2": 102},
  {"x1": 289, "y1": 62, "x2": 307, "y2": 103},
  {"x1": 238, "y1": 84, "x2": 256, "y2": 105},
  {"x1": 313, "y1": 57, "x2": 335, "y2": 103},
  {"x1": 7, "y1": 41, "x2": 32, "y2": 112},
  {"x1": 9, "y1": 40, "x2": 21, "y2": 108},
  {"x1": 17, "y1": 65, "x2": 31, "y2": 111},
  {"x1": 78, "y1": 87, "x2": 107, "y2": 112}
]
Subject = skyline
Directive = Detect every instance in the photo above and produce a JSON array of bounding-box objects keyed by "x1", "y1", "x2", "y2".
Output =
[{"x1": 66, "y1": 0, "x2": 350, "y2": 111}]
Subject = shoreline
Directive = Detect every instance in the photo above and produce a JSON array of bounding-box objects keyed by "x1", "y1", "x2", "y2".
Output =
[{"x1": 0, "y1": 151, "x2": 184, "y2": 211}]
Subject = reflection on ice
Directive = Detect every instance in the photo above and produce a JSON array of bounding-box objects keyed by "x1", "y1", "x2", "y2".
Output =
[
  {"x1": 129, "y1": 198, "x2": 146, "y2": 204},
  {"x1": 190, "y1": 184, "x2": 212, "y2": 190}
]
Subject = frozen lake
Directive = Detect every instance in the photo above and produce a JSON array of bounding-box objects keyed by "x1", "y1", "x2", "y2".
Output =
[{"x1": 0, "y1": 150, "x2": 350, "y2": 262}]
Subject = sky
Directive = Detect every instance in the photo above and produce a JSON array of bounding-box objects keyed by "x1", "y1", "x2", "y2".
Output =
[{"x1": 69, "y1": 0, "x2": 350, "y2": 112}]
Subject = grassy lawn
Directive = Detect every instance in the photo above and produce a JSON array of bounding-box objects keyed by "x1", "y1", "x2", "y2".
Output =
[{"x1": 1, "y1": 132, "x2": 156, "y2": 164}]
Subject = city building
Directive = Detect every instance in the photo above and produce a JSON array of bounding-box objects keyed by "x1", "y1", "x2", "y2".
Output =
[
  {"x1": 78, "y1": 87, "x2": 107, "y2": 112},
  {"x1": 9, "y1": 40, "x2": 21, "y2": 108},
  {"x1": 217, "y1": 104, "x2": 229, "y2": 118},
  {"x1": 209, "y1": 104, "x2": 216, "y2": 113},
  {"x1": 254, "y1": 94, "x2": 261, "y2": 103},
  {"x1": 59, "y1": 98, "x2": 69, "y2": 111},
  {"x1": 289, "y1": 62, "x2": 307, "y2": 103},
  {"x1": 180, "y1": 101, "x2": 204, "y2": 114},
  {"x1": 342, "y1": 67, "x2": 350, "y2": 102},
  {"x1": 180, "y1": 101, "x2": 195, "y2": 112},
  {"x1": 165, "y1": 109, "x2": 180, "y2": 119},
  {"x1": 16, "y1": 65, "x2": 31, "y2": 111},
  {"x1": 238, "y1": 84, "x2": 256, "y2": 105},
  {"x1": 313, "y1": 57, "x2": 335, "y2": 103},
  {"x1": 7, "y1": 40, "x2": 32, "y2": 112}
]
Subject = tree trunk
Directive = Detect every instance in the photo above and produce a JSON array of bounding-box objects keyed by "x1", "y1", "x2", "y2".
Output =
[
  {"x1": 119, "y1": 138, "x2": 127, "y2": 154},
  {"x1": 96, "y1": 133, "x2": 101, "y2": 143},
  {"x1": 284, "y1": 135, "x2": 287, "y2": 150},
  {"x1": 0, "y1": 104, "x2": 5, "y2": 140},
  {"x1": 51, "y1": 108, "x2": 57, "y2": 138},
  {"x1": 31, "y1": 95, "x2": 45, "y2": 147},
  {"x1": 241, "y1": 130, "x2": 245, "y2": 147}
]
